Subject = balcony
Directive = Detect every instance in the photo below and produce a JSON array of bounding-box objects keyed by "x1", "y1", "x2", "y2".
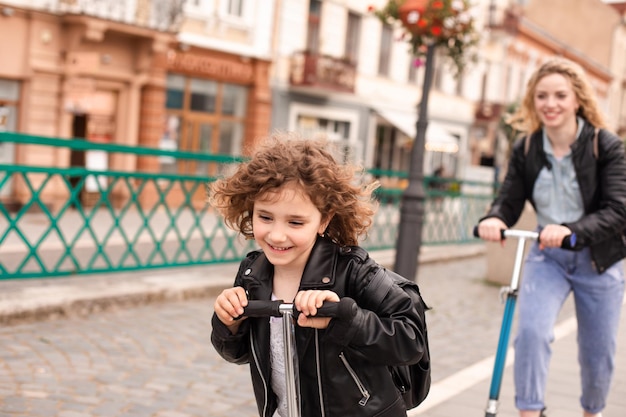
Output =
[
  {"x1": 49, "y1": 0, "x2": 184, "y2": 31},
  {"x1": 290, "y1": 51, "x2": 356, "y2": 93},
  {"x1": 486, "y1": 4, "x2": 521, "y2": 35}
]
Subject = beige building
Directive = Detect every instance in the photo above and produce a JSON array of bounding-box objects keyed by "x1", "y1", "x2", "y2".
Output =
[
  {"x1": 0, "y1": 2, "x2": 175, "y2": 208},
  {"x1": 0, "y1": 0, "x2": 272, "y2": 209}
]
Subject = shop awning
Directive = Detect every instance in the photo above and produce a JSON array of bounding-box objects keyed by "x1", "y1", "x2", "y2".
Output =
[{"x1": 375, "y1": 107, "x2": 459, "y2": 153}]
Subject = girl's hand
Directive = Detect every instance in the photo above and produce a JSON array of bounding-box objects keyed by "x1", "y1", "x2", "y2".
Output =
[
  {"x1": 294, "y1": 290, "x2": 340, "y2": 329},
  {"x1": 477, "y1": 218, "x2": 508, "y2": 243},
  {"x1": 214, "y1": 287, "x2": 248, "y2": 334},
  {"x1": 539, "y1": 224, "x2": 572, "y2": 250}
]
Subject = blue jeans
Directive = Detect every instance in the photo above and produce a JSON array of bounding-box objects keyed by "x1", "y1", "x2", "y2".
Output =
[{"x1": 514, "y1": 243, "x2": 624, "y2": 413}]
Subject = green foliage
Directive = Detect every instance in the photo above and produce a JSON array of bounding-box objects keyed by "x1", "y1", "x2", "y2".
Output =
[{"x1": 499, "y1": 102, "x2": 522, "y2": 158}]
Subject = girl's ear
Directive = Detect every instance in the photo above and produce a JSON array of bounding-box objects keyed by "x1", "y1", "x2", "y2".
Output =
[{"x1": 319, "y1": 214, "x2": 333, "y2": 235}]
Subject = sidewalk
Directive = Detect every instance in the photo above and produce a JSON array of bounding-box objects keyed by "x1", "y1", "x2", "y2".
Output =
[
  {"x1": 1, "y1": 242, "x2": 625, "y2": 417},
  {"x1": 412, "y1": 297, "x2": 626, "y2": 417},
  {"x1": 0, "y1": 244, "x2": 485, "y2": 325}
]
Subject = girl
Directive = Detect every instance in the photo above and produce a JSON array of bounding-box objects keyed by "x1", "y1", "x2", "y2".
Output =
[
  {"x1": 477, "y1": 57, "x2": 626, "y2": 417},
  {"x1": 210, "y1": 133, "x2": 428, "y2": 417}
]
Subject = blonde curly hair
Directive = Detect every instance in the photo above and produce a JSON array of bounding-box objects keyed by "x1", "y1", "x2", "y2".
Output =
[
  {"x1": 507, "y1": 57, "x2": 607, "y2": 133},
  {"x1": 208, "y1": 132, "x2": 379, "y2": 247}
]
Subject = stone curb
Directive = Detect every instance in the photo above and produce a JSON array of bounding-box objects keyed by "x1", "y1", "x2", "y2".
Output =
[{"x1": 0, "y1": 244, "x2": 486, "y2": 325}]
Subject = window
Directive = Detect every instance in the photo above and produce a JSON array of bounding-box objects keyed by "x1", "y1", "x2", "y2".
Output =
[
  {"x1": 190, "y1": 79, "x2": 218, "y2": 113},
  {"x1": 296, "y1": 115, "x2": 356, "y2": 163},
  {"x1": 0, "y1": 79, "x2": 20, "y2": 197},
  {"x1": 221, "y1": 84, "x2": 248, "y2": 116},
  {"x1": 227, "y1": 0, "x2": 244, "y2": 17},
  {"x1": 307, "y1": 0, "x2": 321, "y2": 53},
  {"x1": 166, "y1": 74, "x2": 185, "y2": 109},
  {"x1": 344, "y1": 12, "x2": 361, "y2": 65},
  {"x1": 162, "y1": 75, "x2": 249, "y2": 174},
  {"x1": 378, "y1": 24, "x2": 392, "y2": 77},
  {"x1": 219, "y1": 120, "x2": 244, "y2": 155},
  {"x1": 218, "y1": 0, "x2": 252, "y2": 26},
  {"x1": 374, "y1": 125, "x2": 408, "y2": 174},
  {"x1": 159, "y1": 114, "x2": 181, "y2": 175}
]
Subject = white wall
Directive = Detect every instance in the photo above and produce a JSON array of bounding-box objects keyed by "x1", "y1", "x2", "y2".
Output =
[{"x1": 179, "y1": 0, "x2": 275, "y2": 59}]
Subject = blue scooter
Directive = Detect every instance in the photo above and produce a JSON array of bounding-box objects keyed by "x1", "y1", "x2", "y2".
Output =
[{"x1": 473, "y1": 227, "x2": 575, "y2": 417}]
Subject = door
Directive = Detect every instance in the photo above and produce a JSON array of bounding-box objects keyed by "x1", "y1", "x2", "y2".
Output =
[
  {"x1": 174, "y1": 118, "x2": 219, "y2": 206},
  {"x1": 69, "y1": 114, "x2": 88, "y2": 205}
]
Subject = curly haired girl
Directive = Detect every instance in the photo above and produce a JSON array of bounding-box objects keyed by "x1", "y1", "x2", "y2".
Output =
[{"x1": 210, "y1": 132, "x2": 428, "y2": 417}]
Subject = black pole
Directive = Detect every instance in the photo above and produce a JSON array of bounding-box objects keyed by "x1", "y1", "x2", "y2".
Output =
[{"x1": 393, "y1": 43, "x2": 436, "y2": 281}]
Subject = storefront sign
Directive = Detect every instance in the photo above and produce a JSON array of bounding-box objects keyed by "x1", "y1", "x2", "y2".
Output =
[{"x1": 167, "y1": 50, "x2": 254, "y2": 83}]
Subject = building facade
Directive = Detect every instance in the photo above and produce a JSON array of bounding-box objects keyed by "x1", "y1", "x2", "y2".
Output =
[
  {"x1": 2, "y1": 0, "x2": 626, "y2": 210},
  {"x1": 0, "y1": 0, "x2": 179, "y2": 207},
  {"x1": 269, "y1": 0, "x2": 476, "y2": 186},
  {"x1": 0, "y1": 0, "x2": 273, "y2": 209}
]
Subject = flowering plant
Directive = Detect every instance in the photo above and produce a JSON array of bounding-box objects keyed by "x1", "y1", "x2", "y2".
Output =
[{"x1": 369, "y1": 0, "x2": 479, "y2": 77}]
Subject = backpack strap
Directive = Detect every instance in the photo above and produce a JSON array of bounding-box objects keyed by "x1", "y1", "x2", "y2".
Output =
[{"x1": 367, "y1": 269, "x2": 394, "y2": 308}]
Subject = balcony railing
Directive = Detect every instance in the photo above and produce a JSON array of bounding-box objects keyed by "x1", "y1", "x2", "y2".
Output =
[
  {"x1": 290, "y1": 51, "x2": 356, "y2": 93},
  {"x1": 486, "y1": 4, "x2": 521, "y2": 35},
  {"x1": 47, "y1": 0, "x2": 185, "y2": 31}
]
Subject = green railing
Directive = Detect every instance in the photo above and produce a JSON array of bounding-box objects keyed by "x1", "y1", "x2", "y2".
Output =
[{"x1": 0, "y1": 132, "x2": 493, "y2": 279}]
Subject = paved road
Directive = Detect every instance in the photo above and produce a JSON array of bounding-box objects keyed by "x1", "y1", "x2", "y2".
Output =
[{"x1": 0, "y1": 254, "x2": 579, "y2": 417}]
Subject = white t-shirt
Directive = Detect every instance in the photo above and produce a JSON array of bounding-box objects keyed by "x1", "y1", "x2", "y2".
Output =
[{"x1": 270, "y1": 294, "x2": 288, "y2": 417}]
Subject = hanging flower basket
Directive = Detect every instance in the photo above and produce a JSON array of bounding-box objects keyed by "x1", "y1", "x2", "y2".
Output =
[{"x1": 369, "y1": 0, "x2": 479, "y2": 76}]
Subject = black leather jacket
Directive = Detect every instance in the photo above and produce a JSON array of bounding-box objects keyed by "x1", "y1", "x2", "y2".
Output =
[
  {"x1": 483, "y1": 121, "x2": 626, "y2": 272},
  {"x1": 211, "y1": 236, "x2": 428, "y2": 417}
]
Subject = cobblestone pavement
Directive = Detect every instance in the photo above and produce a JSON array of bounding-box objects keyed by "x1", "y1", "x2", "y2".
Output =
[{"x1": 0, "y1": 255, "x2": 578, "y2": 417}]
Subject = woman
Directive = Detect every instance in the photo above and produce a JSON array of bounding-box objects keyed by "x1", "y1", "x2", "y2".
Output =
[{"x1": 477, "y1": 57, "x2": 626, "y2": 417}]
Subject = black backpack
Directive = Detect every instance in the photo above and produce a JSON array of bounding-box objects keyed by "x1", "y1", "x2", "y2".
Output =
[{"x1": 370, "y1": 269, "x2": 431, "y2": 409}]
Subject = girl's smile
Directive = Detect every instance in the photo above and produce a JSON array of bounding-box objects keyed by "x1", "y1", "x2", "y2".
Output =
[{"x1": 252, "y1": 183, "x2": 329, "y2": 273}]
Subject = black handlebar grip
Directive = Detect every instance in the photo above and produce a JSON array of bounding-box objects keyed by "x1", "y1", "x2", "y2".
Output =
[
  {"x1": 242, "y1": 300, "x2": 283, "y2": 318},
  {"x1": 560, "y1": 234, "x2": 577, "y2": 250},
  {"x1": 310, "y1": 297, "x2": 357, "y2": 321}
]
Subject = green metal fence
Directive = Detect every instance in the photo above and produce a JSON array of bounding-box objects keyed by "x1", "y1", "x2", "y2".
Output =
[{"x1": 0, "y1": 132, "x2": 493, "y2": 279}]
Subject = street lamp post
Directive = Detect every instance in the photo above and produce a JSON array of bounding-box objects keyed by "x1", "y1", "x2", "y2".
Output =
[
  {"x1": 372, "y1": 0, "x2": 477, "y2": 282},
  {"x1": 393, "y1": 43, "x2": 435, "y2": 281}
]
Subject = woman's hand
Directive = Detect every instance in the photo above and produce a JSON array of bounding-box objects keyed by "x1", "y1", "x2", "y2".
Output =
[
  {"x1": 294, "y1": 290, "x2": 340, "y2": 329},
  {"x1": 477, "y1": 217, "x2": 508, "y2": 242},
  {"x1": 538, "y1": 224, "x2": 572, "y2": 250},
  {"x1": 214, "y1": 286, "x2": 248, "y2": 334}
]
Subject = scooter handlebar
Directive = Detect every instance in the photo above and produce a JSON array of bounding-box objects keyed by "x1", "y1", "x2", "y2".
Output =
[
  {"x1": 242, "y1": 297, "x2": 357, "y2": 321},
  {"x1": 472, "y1": 226, "x2": 577, "y2": 250}
]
